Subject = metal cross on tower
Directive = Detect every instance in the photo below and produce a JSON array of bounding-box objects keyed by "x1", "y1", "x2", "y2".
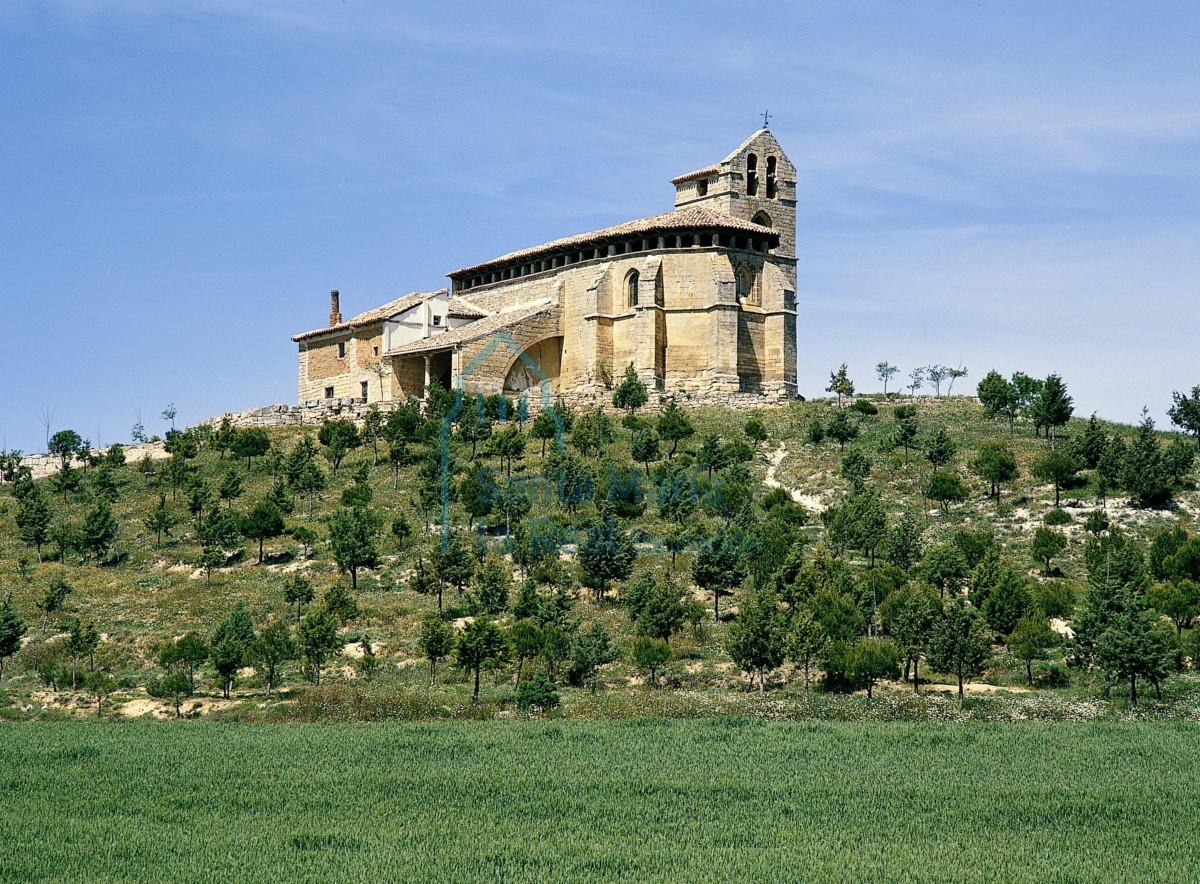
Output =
[{"x1": 761, "y1": 109, "x2": 771, "y2": 129}]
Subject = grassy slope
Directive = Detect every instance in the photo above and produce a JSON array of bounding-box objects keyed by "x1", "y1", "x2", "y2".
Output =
[
  {"x1": 0, "y1": 396, "x2": 1196, "y2": 719},
  {"x1": 1, "y1": 720, "x2": 1198, "y2": 881}
]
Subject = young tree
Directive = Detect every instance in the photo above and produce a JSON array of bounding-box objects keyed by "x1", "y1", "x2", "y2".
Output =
[
  {"x1": 418, "y1": 614, "x2": 455, "y2": 686},
  {"x1": 657, "y1": 398, "x2": 695, "y2": 458},
  {"x1": 48, "y1": 429, "x2": 84, "y2": 469},
  {"x1": 577, "y1": 512, "x2": 636, "y2": 602},
  {"x1": 919, "y1": 543, "x2": 968, "y2": 599},
  {"x1": 1122, "y1": 410, "x2": 1172, "y2": 507},
  {"x1": 500, "y1": 617, "x2": 541, "y2": 684},
  {"x1": 531, "y1": 409, "x2": 563, "y2": 457},
  {"x1": 455, "y1": 616, "x2": 509, "y2": 703},
  {"x1": 980, "y1": 568, "x2": 1031, "y2": 636},
  {"x1": 298, "y1": 607, "x2": 340, "y2": 685},
  {"x1": 490, "y1": 424, "x2": 527, "y2": 476},
  {"x1": 826, "y1": 410, "x2": 859, "y2": 451},
  {"x1": 744, "y1": 417, "x2": 768, "y2": 449},
  {"x1": 16, "y1": 488, "x2": 52, "y2": 561},
  {"x1": 695, "y1": 434, "x2": 728, "y2": 480},
  {"x1": 252, "y1": 621, "x2": 296, "y2": 697},
  {"x1": 1168, "y1": 385, "x2": 1200, "y2": 448},
  {"x1": 1095, "y1": 599, "x2": 1170, "y2": 705},
  {"x1": 242, "y1": 499, "x2": 286, "y2": 564},
  {"x1": 631, "y1": 636, "x2": 671, "y2": 687},
  {"x1": 354, "y1": 636, "x2": 380, "y2": 682},
  {"x1": 840, "y1": 447, "x2": 872, "y2": 494},
  {"x1": 472, "y1": 553, "x2": 512, "y2": 616},
  {"x1": 880, "y1": 583, "x2": 940, "y2": 692},
  {"x1": 927, "y1": 599, "x2": 992, "y2": 704},
  {"x1": 570, "y1": 620, "x2": 616, "y2": 692},
  {"x1": 327, "y1": 505, "x2": 383, "y2": 590},
  {"x1": 612, "y1": 363, "x2": 649, "y2": 415},
  {"x1": 1010, "y1": 615, "x2": 1060, "y2": 685},
  {"x1": 846, "y1": 637, "x2": 900, "y2": 700},
  {"x1": 726, "y1": 589, "x2": 784, "y2": 694},
  {"x1": 36, "y1": 573, "x2": 72, "y2": 634},
  {"x1": 0, "y1": 595, "x2": 27, "y2": 681},
  {"x1": 362, "y1": 404, "x2": 385, "y2": 466},
  {"x1": 906, "y1": 367, "x2": 925, "y2": 397},
  {"x1": 431, "y1": 532, "x2": 476, "y2": 604},
  {"x1": 231, "y1": 427, "x2": 272, "y2": 470},
  {"x1": 1031, "y1": 450, "x2": 1080, "y2": 508},
  {"x1": 924, "y1": 427, "x2": 957, "y2": 471},
  {"x1": 970, "y1": 440, "x2": 1019, "y2": 501},
  {"x1": 784, "y1": 608, "x2": 826, "y2": 699},
  {"x1": 81, "y1": 501, "x2": 119, "y2": 564},
  {"x1": 826, "y1": 364, "x2": 855, "y2": 407},
  {"x1": 216, "y1": 469, "x2": 243, "y2": 508},
  {"x1": 926, "y1": 472, "x2": 968, "y2": 513},
  {"x1": 316, "y1": 419, "x2": 360, "y2": 472},
  {"x1": 154, "y1": 632, "x2": 206, "y2": 695},
  {"x1": 457, "y1": 464, "x2": 498, "y2": 529},
  {"x1": 634, "y1": 576, "x2": 688, "y2": 643},
  {"x1": 892, "y1": 406, "x2": 918, "y2": 463},
  {"x1": 691, "y1": 532, "x2": 747, "y2": 622},
  {"x1": 143, "y1": 495, "x2": 175, "y2": 548},
  {"x1": 1031, "y1": 526, "x2": 1068, "y2": 575},
  {"x1": 629, "y1": 428, "x2": 662, "y2": 475},
  {"x1": 876, "y1": 362, "x2": 899, "y2": 395},
  {"x1": 283, "y1": 575, "x2": 315, "y2": 626},
  {"x1": 321, "y1": 583, "x2": 360, "y2": 625},
  {"x1": 148, "y1": 671, "x2": 193, "y2": 717},
  {"x1": 1032, "y1": 373, "x2": 1074, "y2": 444},
  {"x1": 83, "y1": 670, "x2": 118, "y2": 717}
]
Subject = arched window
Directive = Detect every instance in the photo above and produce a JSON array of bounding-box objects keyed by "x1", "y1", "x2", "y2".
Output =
[
  {"x1": 735, "y1": 264, "x2": 758, "y2": 305},
  {"x1": 746, "y1": 153, "x2": 759, "y2": 196},
  {"x1": 766, "y1": 156, "x2": 777, "y2": 199},
  {"x1": 751, "y1": 210, "x2": 773, "y2": 229},
  {"x1": 626, "y1": 269, "x2": 640, "y2": 308}
]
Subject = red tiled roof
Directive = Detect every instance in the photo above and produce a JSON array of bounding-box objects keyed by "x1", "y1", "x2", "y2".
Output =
[
  {"x1": 448, "y1": 206, "x2": 777, "y2": 279},
  {"x1": 292, "y1": 289, "x2": 448, "y2": 342}
]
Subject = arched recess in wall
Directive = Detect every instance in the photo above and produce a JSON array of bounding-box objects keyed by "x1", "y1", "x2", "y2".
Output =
[
  {"x1": 751, "y1": 210, "x2": 773, "y2": 229},
  {"x1": 735, "y1": 263, "x2": 760, "y2": 307},
  {"x1": 503, "y1": 337, "x2": 563, "y2": 395},
  {"x1": 625, "y1": 269, "x2": 640, "y2": 308}
]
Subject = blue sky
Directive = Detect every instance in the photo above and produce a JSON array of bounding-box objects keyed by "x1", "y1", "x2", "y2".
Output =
[{"x1": 2, "y1": 1, "x2": 1198, "y2": 453}]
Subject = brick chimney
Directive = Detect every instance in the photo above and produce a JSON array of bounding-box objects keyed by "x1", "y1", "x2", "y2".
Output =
[{"x1": 329, "y1": 289, "x2": 342, "y2": 326}]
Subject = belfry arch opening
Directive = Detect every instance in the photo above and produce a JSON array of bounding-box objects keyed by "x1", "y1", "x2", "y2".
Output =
[{"x1": 751, "y1": 210, "x2": 773, "y2": 229}]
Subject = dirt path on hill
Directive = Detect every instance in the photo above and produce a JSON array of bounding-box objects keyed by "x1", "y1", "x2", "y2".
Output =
[{"x1": 763, "y1": 442, "x2": 827, "y2": 513}]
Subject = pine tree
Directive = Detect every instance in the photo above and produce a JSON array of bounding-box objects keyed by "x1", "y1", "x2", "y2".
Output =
[
  {"x1": 726, "y1": 590, "x2": 784, "y2": 694},
  {"x1": 611, "y1": 363, "x2": 649, "y2": 415}
]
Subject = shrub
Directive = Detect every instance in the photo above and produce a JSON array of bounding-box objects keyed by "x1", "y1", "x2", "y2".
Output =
[
  {"x1": 1043, "y1": 508, "x2": 1073, "y2": 526},
  {"x1": 515, "y1": 674, "x2": 560, "y2": 711},
  {"x1": 851, "y1": 400, "x2": 879, "y2": 417}
]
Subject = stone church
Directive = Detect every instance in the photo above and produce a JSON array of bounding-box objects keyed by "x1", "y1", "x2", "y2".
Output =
[{"x1": 293, "y1": 128, "x2": 798, "y2": 407}]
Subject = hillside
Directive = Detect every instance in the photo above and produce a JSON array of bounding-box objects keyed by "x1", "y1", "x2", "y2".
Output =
[{"x1": 1, "y1": 388, "x2": 1198, "y2": 722}]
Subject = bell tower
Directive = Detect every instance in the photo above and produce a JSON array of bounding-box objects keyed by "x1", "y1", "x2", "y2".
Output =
[{"x1": 670, "y1": 128, "x2": 797, "y2": 258}]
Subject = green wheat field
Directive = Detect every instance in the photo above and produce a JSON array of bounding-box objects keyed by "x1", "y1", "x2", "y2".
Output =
[{"x1": 2, "y1": 719, "x2": 1197, "y2": 882}]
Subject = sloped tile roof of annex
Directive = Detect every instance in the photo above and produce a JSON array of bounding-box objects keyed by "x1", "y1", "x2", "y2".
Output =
[
  {"x1": 384, "y1": 301, "x2": 557, "y2": 357},
  {"x1": 448, "y1": 205, "x2": 778, "y2": 279},
  {"x1": 292, "y1": 289, "x2": 449, "y2": 341}
]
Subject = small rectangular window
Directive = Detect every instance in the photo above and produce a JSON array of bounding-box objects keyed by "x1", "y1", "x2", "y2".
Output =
[
  {"x1": 337, "y1": 342, "x2": 346, "y2": 358},
  {"x1": 372, "y1": 346, "x2": 379, "y2": 356},
  {"x1": 432, "y1": 315, "x2": 442, "y2": 327},
  {"x1": 324, "y1": 387, "x2": 335, "y2": 399},
  {"x1": 361, "y1": 381, "x2": 369, "y2": 399}
]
